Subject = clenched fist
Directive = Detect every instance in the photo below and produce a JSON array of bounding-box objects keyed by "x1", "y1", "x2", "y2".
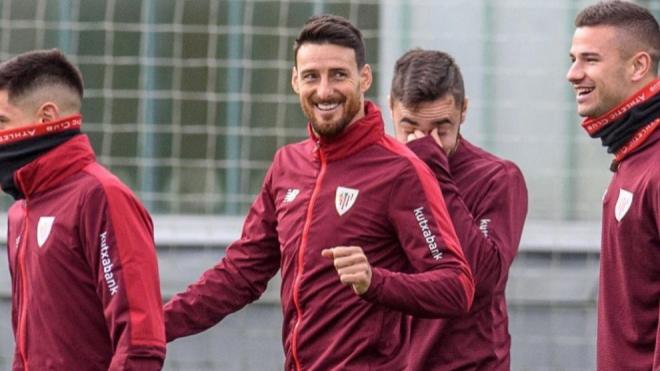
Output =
[{"x1": 321, "y1": 246, "x2": 372, "y2": 295}]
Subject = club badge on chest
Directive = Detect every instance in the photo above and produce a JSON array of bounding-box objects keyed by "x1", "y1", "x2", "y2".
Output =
[
  {"x1": 37, "y1": 216, "x2": 55, "y2": 247},
  {"x1": 614, "y1": 189, "x2": 633, "y2": 222},
  {"x1": 335, "y1": 186, "x2": 359, "y2": 216}
]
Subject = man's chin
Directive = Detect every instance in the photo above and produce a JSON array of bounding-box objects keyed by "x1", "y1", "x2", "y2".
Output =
[
  {"x1": 312, "y1": 121, "x2": 348, "y2": 139},
  {"x1": 576, "y1": 102, "x2": 602, "y2": 118},
  {"x1": 578, "y1": 108, "x2": 596, "y2": 118}
]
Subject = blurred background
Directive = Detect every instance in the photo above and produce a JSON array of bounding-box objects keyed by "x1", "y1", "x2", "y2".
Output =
[{"x1": 0, "y1": 0, "x2": 657, "y2": 370}]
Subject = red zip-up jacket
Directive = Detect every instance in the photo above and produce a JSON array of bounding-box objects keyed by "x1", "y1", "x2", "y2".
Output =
[
  {"x1": 6, "y1": 132, "x2": 166, "y2": 370},
  {"x1": 164, "y1": 102, "x2": 474, "y2": 370},
  {"x1": 598, "y1": 126, "x2": 660, "y2": 370},
  {"x1": 407, "y1": 136, "x2": 528, "y2": 370}
]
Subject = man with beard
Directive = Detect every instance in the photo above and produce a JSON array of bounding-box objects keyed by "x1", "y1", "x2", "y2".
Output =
[
  {"x1": 389, "y1": 49, "x2": 528, "y2": 370},
  {"x1": 566, "y1": 1, "x2": 660, "y2": 369},
  {"x1": 0, "y1": 49, "x2": 166, "y2": 370},
  {"x1": 164, "y1": 14, "x2": 474, "y2": 370}
]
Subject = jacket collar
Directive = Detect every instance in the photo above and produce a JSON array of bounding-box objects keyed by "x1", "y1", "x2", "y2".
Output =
[
  {"x1": 627, "y1": 124, "x2": 660, "y2": 160},
  {"x1": 15, "y1": 134, "x2": 96, "y2": 198},
  {"x1": 448, "y1": 135, "x2": 469, "y2": 166},
  {"x1": 307, "y1": 101, "x2": 385, "y2": 161}
]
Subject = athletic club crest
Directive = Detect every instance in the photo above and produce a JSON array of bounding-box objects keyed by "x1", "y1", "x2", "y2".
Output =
[
  {"x1": 37, "y1": 216, "x2": 55, "y2": 247},
  {"x1": 335, "y1": 186, "x2": 359, "y2": 216},
  {"x1": 614, "y1": 189, "x2": 633, "y2": 222}
]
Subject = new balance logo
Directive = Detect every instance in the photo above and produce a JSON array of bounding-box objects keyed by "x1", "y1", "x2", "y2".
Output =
[{"x1": 283, "y1": 188, "x2": 300, "y2": 203}]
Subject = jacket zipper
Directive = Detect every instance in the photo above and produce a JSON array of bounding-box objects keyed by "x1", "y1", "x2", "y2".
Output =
[
  {"x1": 290, "y1": 145, "x2": 327, "y2": 371},
  {"x1": 17, "y1": 199, "x2": 30, "y2": 371}
]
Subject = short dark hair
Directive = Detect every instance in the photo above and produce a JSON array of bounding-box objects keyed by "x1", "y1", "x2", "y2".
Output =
[
  {"x1": 0, "y1": 49, "x2": 84, "y2": 104},
  {"x1": 293, "y1": 14, "x2": 366, "y2": 69},
  {"x1": 390, "y1": 49, "x2": 465, "y2": 109},
  {"x1": 575, "y1": 0, "x2": 660, "y2": 73}
]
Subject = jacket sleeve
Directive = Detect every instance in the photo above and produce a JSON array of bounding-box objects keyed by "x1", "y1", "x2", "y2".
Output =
[
  {"x1": 654, "y1": 176, "x2": 660, "y2": 371},
  {"x1": 80, "y1": 182, "x2": 166, "y2": 370},
  {"x1": 163, "y1": 165, "x2": 281, "y2": 341},
  {"x1": 361, "y1": 153, "x2": 474, "y2": 318},
  {"x1": 408, "y1": 137, "x2": 528, "y2": 309}
]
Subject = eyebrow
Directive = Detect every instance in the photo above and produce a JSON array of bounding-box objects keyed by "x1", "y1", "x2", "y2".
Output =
[
  {"x1": 298, "y1": 68, "x2": 317, "y2": 75},
  {"x1": 431, "y1": 118, "x2": 452, "y2": 125},
  {"x1": 399, "y1": 117, "x2": 419, "y2": 126},
  {"x1": 400, "y1": 117, "x2": 452, "y2": 126},
  {"x1": 572, "y1": 51, "x2": 601, "y2": 59}
]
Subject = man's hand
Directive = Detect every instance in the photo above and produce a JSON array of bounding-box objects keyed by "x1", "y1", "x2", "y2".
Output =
[
  {"x1": 407, "y1": 128, "x2": 456, "y2": 155},
  {"x1": 321, "y1": 246, "x2": 372, "y2": 295}
]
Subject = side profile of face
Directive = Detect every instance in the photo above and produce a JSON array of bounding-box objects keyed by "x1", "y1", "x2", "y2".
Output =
[
  {"x1": 567, "y1": 25, "x2": 637, "y2": 118},
  {"x1": 0, "y1": 90, "x2": 63, "y2": 132},
  {"x1": 0, "y1": 90, "x2": 40, "y2": 131},
  {"x1": 391, "y1": 94, "x2": 467, "y2": 154},
  {"x1": 292, "y1": 43, "x2": 372, "y2": 139}
]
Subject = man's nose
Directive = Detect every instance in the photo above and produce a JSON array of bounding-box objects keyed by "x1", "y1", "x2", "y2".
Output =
[
  {"x1": 316, "y1": 76, "x2": 333, "y2": 99},
  {"x1": 566, "y1": 62, "x2": 583, "y2": 83}
]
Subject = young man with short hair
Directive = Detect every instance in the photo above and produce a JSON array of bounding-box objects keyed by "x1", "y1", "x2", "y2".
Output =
[
  {"x1": 390, "y1": 49, "x2": 528, "y2": 370},
  {"x1": 0, "y1": 49, "x2": 166, "y2": 370},
  {"x1": 566, "y1": 1, "x2": 660, "y2": 369}
]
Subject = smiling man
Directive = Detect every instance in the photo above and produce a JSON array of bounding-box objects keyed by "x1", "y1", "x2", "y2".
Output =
[
  {"x1": 293, "y1": 42, "x2": 367, "y2": 139},
  {"x1": 389, "y1": 49, "x2": 528, "y2": 370},
  {"x1": 164, "y1": 15, "x2": 475, "y2": 370},
  {"x1": 566, "y1": 1, "x2": 660, "y2": 370}
]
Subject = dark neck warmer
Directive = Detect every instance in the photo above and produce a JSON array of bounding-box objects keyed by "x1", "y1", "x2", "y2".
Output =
[
  {"x1": 582, "y1": 79, "x2": 660, "y2": 171},
  {"x1": 0, "y1": 115, "x2": 82, "y2": 199}
]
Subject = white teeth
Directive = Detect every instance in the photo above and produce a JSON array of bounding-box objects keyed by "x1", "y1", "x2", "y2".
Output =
[
  {"x1": 316, "y1": 102, "x2": 339, "y2": 111},
  {"x1": 576, "y1": 87, "x2": 594, "y2": 96}
]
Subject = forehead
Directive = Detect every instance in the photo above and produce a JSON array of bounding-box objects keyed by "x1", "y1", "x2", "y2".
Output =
[
  {"x1": 393, "y1": 95, "x2": 458, "y2": 118},
  {"x1": 571, "y1": 25, "x2": 621, "y2": 54},
  {"x1": 296, "y1": 43, "x2": 358, "y2": 71},
  {"x1": 0, "y1": 90, "x2": 12, "y2": 107}
]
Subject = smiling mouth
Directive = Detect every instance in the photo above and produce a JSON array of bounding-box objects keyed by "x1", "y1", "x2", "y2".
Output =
[
  {"x1": 575, "y1": 86, "x2": 594, "y2": 98},
  {"x1": 315, "y1": 102, "x2": 340, "y2": 111}
]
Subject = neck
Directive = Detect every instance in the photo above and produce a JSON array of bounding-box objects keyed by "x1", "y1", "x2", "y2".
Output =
[
  {"x1": 0, "y1": 114, "x2": 82, "y2": 198},
  {"x1": 582, "y1": 78, "x2": 660, "y2": 171}
]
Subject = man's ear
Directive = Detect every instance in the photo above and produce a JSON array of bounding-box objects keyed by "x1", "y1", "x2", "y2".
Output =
[
  {"x1": 387, "y1": 94, "x2": 394, "y2": 116},
  {"x1": 37, "y1": 102, "x2": 60, "y2": 123},
  {"x1": 460, "y1": 97, "x2": 469, "y2": 123},
  {"x1": 359, "y1": 64, "x2": 373, "y2": 93},
  {"x1": 291, "y1": 66, "x2": 300, "y2": 94},
  {"x1": 630, "y1": 51, "x2": 652, "y2": 83}
]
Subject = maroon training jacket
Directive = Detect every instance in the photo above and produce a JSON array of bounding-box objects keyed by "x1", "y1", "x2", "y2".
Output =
[
  {"x1": 164, "y1": 102, "x2": 475, "y2": 370},
  {"x1": 597, "y1": 126, "x2": 660, "y2": 370},
  {"x1": 408, "y1": 136, "x2": 528, "y2": 370},
  {"x1": 6, "y1": 133, "x2": 166, "y2": 370}
]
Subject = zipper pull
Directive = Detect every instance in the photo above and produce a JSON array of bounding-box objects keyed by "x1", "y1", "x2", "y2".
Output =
[{"x1": 312, "y1": 140, "x2": 321, "y2": 156}]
